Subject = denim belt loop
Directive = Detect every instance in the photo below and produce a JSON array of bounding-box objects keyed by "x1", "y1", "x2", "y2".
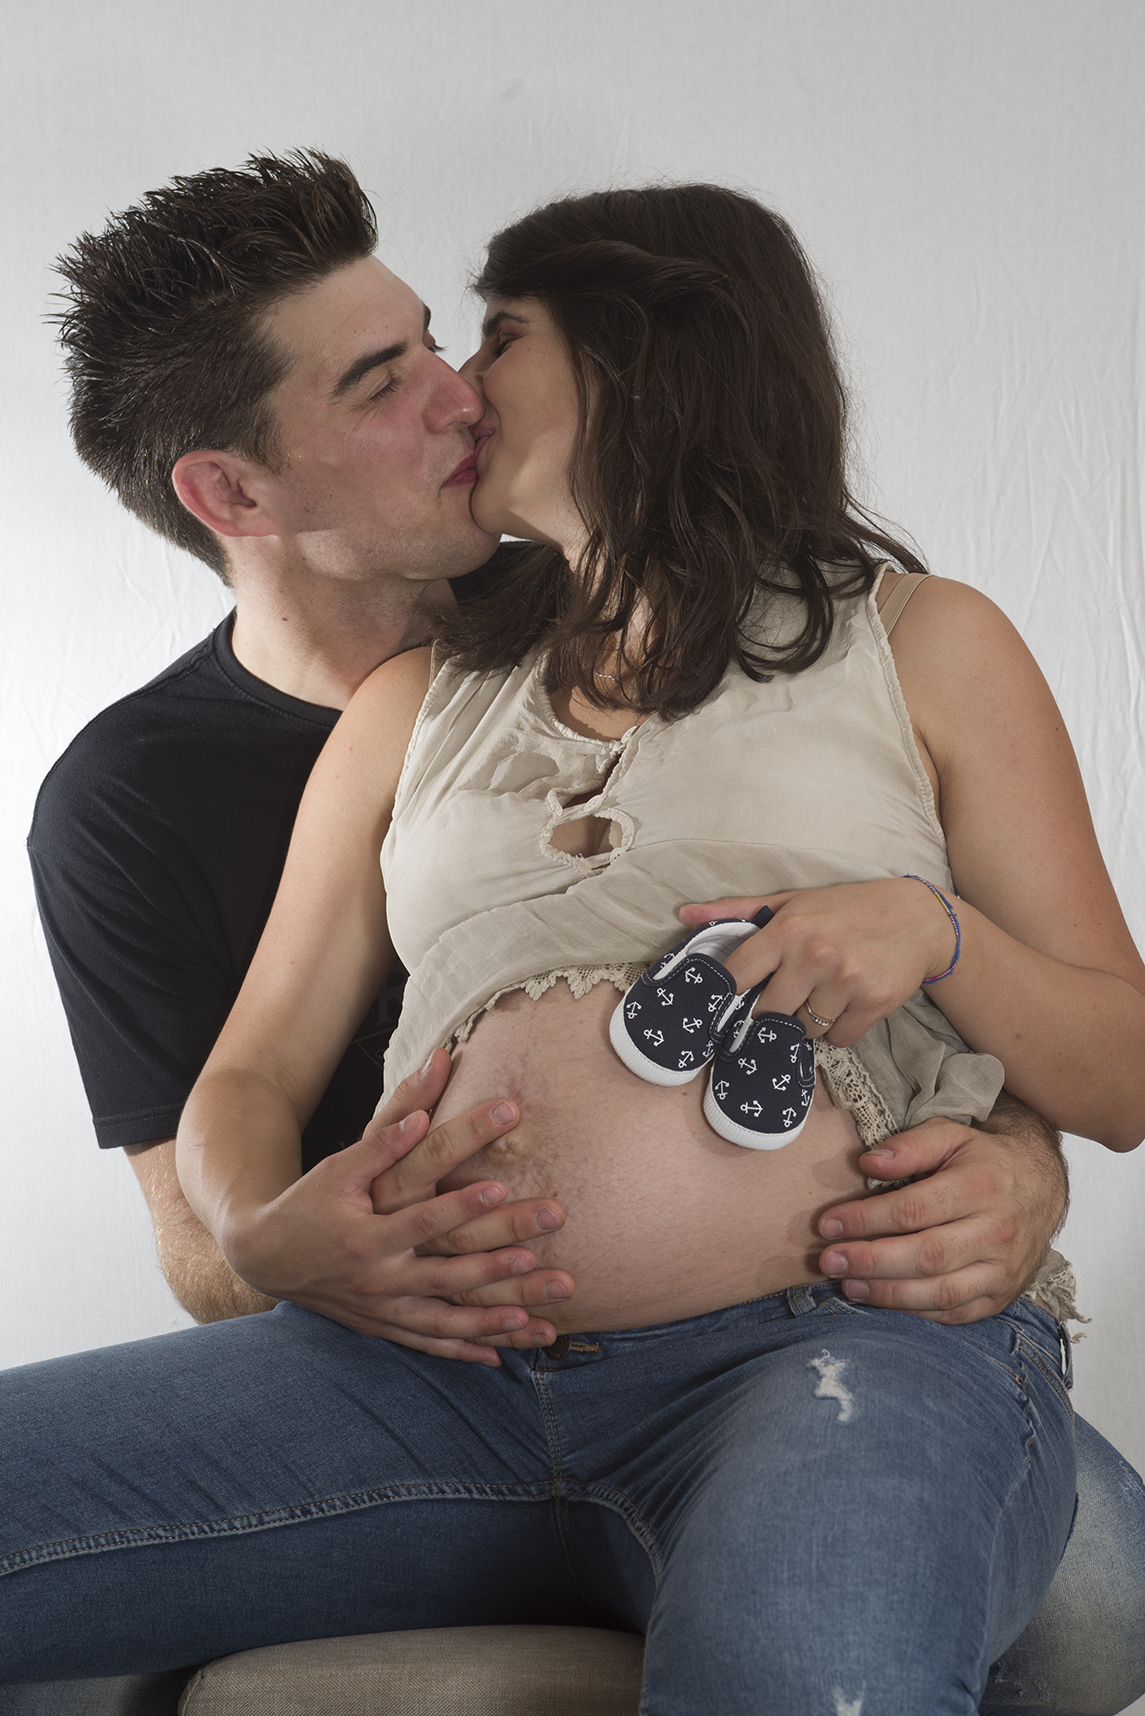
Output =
[
  {"x1": 1058, "y1": 1323, "x2": 1075, "y2": 1389},
  {"x1": 786, "y1": 1284, "x2": 820, "y2": 1315}
]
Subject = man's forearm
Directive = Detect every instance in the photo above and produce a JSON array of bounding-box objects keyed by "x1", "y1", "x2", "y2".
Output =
[
  {"x1": 974, "y1": 1088, "x2": 1069, "y2": 1244},
  {"x1": 125, "y1": 1139, "x2": 278, "y2": 1323},
  {"x1": 154, "y1": 1202, "x2": 279, "y2": 1323}
]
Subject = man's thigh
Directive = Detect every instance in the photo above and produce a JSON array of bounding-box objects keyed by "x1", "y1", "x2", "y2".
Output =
[{"x1": 0, "y1": 1305, "x2": 583, "y2": 1681}]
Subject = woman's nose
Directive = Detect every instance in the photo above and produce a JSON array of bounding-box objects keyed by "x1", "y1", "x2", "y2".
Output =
[{"x1": 457, "y1": 354, "x2": 483, "y2": 392}]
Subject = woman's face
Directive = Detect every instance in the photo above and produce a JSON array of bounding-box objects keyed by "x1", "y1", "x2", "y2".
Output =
[{"x1": 460, "y1": 296, "x2": 586, "y2": 559}]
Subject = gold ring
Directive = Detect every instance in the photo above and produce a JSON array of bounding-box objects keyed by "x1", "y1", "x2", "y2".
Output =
[{"x1": 804, "y1": 1004, "x2": 838, "y2": 1029}]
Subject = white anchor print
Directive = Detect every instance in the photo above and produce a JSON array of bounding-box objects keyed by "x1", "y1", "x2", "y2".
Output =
[
  {"x1": 625, "y1": 1000, "x2": 641, "y2": 1020},
  {"x1": 656, "y1": 987, "x2": 675, "y2": 1006},
  {"x1": 678, "y1": 1050, "x2": 695, "y2": 1067},
  {"x1": 772, "y1": 1072, "x2": 791, "y2": 1090},
  {"x1": 714, "y1": 1079, "x2": 730, "y2": 1101},
  {"x1": 782, "y1": 1106, "x2": 798, "y2": 1126},
  {"x1": 757, "y1": 1026, "x2": 777, "y2": 1044},
  {"x1": 644, "y1": 1028, "x2": 665, "y2": 1047},
  {"x1": 737, "y1": 1057, "x2": 757, "y2": 1075},
  {"x1": 740, "y1": 1100, "x2": 764, "y2": 1117},
  {"x1": 682, "y1": 1017, "x2": 704, "y2": 1034},
  {"x1": 684, "y1": 968, "x2": 703, "y2": 983}
]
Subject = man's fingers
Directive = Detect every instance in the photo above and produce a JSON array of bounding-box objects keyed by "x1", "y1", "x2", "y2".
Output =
[
  {"x1": 819, "y1": 1223, "x2": 979, "y2": 1286},
  {"x1": 851, "y1": 1118, "x2": 973, "y2": 1188},
  {"x1": 818, "y1": 1150, "x2": 986, "y2": 1246},
  {"x1": 419, "y1": 1197, "x2": 566, "y2": 1255},
  {"x1": 827, "y1": 1264, "x2": 1014, "y2": 1324},
  {"x1": 372, "y1": 1099, "x2": 521, "y2": 1212}
]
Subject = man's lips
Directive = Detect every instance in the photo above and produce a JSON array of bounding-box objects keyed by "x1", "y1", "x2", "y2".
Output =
[{"x1": 443, "y1": 452, "x2": 478, "y2": 488}]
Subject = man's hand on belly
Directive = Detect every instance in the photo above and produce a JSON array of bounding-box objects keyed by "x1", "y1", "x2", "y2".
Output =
[
  {"x1": 228, "y1": 1052, "x2": 574, "y2": 1364},
  {"x1": 814, "y1": 1096, "x2": 1068, "y2": 1323}
]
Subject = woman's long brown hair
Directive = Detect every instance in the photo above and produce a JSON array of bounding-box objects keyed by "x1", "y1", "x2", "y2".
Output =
[{"x1": 447, "y1": 185, "x2": 927, "y2": 719}]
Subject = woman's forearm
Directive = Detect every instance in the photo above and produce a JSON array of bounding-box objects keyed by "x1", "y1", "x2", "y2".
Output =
[
  {"x1": 925, "y1": 897, "x2": 1145, "y2": 1150},
  {"x1": 176, "y1": 1068, "x2": 304, "y2": 1264}
]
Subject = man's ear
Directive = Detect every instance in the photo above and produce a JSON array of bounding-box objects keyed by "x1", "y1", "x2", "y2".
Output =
[{"x1": 171, "y1": 451, "x2": 280, "y2": 540}]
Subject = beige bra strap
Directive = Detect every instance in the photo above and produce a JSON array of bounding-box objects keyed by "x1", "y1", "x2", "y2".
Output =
[{"x1": 878, "y1": 571, "x2": 928, "y2": 638}]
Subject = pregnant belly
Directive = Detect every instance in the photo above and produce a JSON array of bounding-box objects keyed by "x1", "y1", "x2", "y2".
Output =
[{"x1": 434, "y1": 980, "x2": 871, "y2": 1333}]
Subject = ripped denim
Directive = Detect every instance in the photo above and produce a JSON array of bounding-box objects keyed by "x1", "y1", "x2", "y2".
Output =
[{"x1": 0, "y1": 1288, "x2": 1079, "y2": 1714}]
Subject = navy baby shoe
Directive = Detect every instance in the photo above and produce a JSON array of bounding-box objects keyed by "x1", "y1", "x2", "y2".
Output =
[
  {"x1": 704, "y1": 1011, "x2": 817, "y2": 1149},
  {"x1": 609, "y1": 908, "x2": 774, "y2": 1086}
]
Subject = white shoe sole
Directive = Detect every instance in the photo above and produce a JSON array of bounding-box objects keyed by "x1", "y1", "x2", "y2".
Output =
[
  {"x1": 702, "y1": 1077, "x2": 811, "y2": 1150},
  {"x1": 608, "y1": 1001, "x2": 703, "y2": 1084}
]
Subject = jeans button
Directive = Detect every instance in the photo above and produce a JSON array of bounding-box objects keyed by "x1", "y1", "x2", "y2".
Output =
[{"x1": 543, "y1": 1335, "x2": 571, "y2": 1360}]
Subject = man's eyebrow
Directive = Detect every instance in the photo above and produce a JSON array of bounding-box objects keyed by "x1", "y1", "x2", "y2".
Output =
[
  {"x1": 481, "y1": 308, "x2": 530, "y2": 340},
  {"x1": 330, "y1": 306, "x2": 434, "y2": 401}
]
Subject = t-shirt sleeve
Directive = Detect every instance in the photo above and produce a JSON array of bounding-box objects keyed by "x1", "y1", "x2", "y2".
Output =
[{"x1": 29, "y1": 769, "x2": 239, "y2": 1150}]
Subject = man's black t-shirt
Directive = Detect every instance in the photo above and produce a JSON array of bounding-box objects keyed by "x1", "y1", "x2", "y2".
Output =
[{"x1": 28, "y1": 615, "x2": 405, "y2": 1171}]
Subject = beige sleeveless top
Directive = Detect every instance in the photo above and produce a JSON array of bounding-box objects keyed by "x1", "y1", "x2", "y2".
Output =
[{"x1": 378, "y1": 567, "x2": 1004, "y2": 1140}]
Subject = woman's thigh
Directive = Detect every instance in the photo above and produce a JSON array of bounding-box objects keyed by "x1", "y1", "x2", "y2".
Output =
[
  {"x1": 0, "y1": 1303, "x2": 584, "y2": 1680},
  {"x1": 983, "y1": 1411, "x2": 1145, "y2": 1716},
  {"x1": 597, "y1": 1294, "x2": 1077, "y2": 1716}
]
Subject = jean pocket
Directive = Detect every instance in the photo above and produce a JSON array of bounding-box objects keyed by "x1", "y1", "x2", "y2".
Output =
[{"x1": 998, "y1": 1307, "x2": 1074, "y2": 1419}]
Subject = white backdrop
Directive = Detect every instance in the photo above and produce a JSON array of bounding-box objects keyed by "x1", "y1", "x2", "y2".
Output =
[{"x1": 2, "y1": 0, "x2": 1143, "y2": 1619}]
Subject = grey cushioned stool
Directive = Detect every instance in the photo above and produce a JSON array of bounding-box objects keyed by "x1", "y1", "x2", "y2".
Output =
[{"x1": 178, "y1": 1627, "x2": 644, "y2": 1714}]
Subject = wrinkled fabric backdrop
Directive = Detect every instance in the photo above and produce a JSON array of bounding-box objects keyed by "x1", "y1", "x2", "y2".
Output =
[{"x1": 2, "y1": 0, "x2": 1142, "y2": 1579}]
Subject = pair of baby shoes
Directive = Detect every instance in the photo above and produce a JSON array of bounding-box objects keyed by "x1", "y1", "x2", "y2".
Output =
[{"x1": 608, "y1": 909, "x2": 816, "y2": 1149}]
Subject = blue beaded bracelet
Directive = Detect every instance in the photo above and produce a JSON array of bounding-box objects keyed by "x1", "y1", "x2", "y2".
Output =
[{"x1": 903, "y1": 874, "x2": 961, "y2": 983}]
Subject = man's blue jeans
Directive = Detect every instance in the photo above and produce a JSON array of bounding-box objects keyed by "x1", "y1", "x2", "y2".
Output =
[{"x1": 0, "y1": 1287, "x2": 1087, "y2": 1712}]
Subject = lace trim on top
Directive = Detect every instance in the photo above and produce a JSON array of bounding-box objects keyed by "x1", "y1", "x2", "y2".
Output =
[{"x1": 451, "y1": 965, "x2": 648, "y2": 1048}]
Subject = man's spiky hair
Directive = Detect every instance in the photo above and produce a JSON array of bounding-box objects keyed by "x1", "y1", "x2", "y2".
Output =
[{"x1": 54, "y1": 150, "x2": 378, "y2": 577}]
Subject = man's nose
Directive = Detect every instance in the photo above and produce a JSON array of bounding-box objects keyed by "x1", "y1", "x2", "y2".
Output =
[{"x1": 426, "y1": 354, "x2": 484, "y2": 429}]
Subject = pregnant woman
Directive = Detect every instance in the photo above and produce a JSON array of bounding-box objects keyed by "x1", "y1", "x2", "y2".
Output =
[
  {"x1": 178, "y1": 186, "x2": 1144, "y2": 1703},
  {"x1": 7, "y1": 183, "x2": 1145, "y2": 1711}
]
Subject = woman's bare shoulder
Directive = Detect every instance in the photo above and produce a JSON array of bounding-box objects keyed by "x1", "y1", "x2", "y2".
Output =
[
  {"x1": 302, "y1": 646, "x2": 435, "y2": 826},
  {"x1": 338, "y1": 645, "x2": 434, "y2": 745},
  {"x1": 881, "y1": 574, "x2": 1039, "y2": 697}
]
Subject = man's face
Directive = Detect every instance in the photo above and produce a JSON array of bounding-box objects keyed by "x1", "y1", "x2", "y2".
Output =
[{"x1": 257, "y1": 256, "x2": 497, "y2": 586}]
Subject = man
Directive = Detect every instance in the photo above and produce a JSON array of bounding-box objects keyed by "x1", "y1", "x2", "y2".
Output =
[{"x1": 11, "y1": 152, "x2": 1143, "y2": 1709}]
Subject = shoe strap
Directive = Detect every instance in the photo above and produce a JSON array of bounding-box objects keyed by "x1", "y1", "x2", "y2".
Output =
[{"x1": 714, "y1": 977, "x2": 770, "y2": 1039}]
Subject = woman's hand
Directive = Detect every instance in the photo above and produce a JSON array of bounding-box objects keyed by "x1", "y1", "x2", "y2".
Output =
[
  {"x1": 220, "y1": 1064, "x2": 573, "y2": 1365},
  {"x1": 679, "y1": 879, "x2": 957, "y2": 1045}
]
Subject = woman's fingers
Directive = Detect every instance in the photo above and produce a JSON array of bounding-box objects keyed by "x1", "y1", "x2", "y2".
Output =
[
  {"x1": 684, "y1": 880, "x2": 950, "y2": 1041},
  {"x1": 679, "y1": 894, "x2": 792, "y2": 926},
  {"x1": 367, "y1": 1046, "x2": 452, "y2": 1133},
  {"x1": 419, "y1": 1196, "x2": 566, "y2": 1255},
  {"x1": 453, "y1": 1267, "x2": 574, "y2": 1309},
  {"x1": 370, "y1": 1097, "x2": 521, "y2": 1213},
  {"x1": 357, "y1": 1297, "x2": 558, "y2": 1354}
]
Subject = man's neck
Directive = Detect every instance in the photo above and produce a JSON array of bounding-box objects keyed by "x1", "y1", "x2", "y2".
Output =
[{"x1": 228, "y1": 571, "x2": 455, "y2": 711}]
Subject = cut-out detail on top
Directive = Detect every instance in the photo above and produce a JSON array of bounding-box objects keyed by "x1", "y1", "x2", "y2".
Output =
[{"x1": 539, "y1": 742, "x2": 637, "y2": 873}]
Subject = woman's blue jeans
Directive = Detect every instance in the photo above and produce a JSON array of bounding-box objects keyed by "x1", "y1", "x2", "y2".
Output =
[{"x1": 0, "y1": 1287, "x2": 1087, "y2": 1712}]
